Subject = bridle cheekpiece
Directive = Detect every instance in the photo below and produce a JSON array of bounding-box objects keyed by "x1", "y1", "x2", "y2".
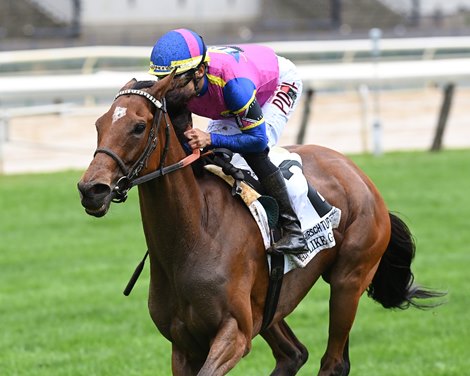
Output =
[
  {"x1": 94, "y1": 86, "x2": 200, "y2": 204},
  {"x1": 94, "y1": 88, "x2": 168, "y2": 203}
]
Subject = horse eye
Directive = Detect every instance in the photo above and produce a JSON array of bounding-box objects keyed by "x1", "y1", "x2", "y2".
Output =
[{"x1": 133, "y1": 123, "x2": 146, "y2": 135}]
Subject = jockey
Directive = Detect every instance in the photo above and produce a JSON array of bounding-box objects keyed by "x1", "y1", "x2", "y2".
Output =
[{"x1": 148, "y1": 28, "x2": 307, "y2": 256}]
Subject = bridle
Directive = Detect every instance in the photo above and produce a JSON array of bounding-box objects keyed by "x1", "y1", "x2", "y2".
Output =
[{"x1": 94, "y1": 88, "x2": 200, "y2": 203}]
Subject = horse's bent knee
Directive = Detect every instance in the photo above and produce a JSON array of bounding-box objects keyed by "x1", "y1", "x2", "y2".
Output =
[{"x1": 198, "y1": 318, "x2": 250, "y2": 375}]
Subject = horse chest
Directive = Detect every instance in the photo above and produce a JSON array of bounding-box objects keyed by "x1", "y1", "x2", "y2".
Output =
[
  {"x1": 151, "y1": 288, "x2": 224, "y2": 348},
  {"x1": 150, "y1": 271, "x2": 226, "y2": 331}
]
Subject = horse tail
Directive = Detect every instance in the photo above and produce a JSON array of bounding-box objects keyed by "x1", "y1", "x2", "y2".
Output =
[{"x1": 367, "y1": 212, "x2": 446, "y2": 310}]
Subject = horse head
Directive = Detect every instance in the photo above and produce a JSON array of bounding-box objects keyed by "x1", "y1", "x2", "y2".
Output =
[{"x1": 77, "y1": 73, "x2": 175, "y2": 217}]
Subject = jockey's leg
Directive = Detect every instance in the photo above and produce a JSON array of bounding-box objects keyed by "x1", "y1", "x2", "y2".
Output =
[{"x1": 244, "y1": 150, "x2": 308, "y2": 255}]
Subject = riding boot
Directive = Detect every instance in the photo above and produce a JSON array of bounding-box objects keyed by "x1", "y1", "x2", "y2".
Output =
[{"x1": 260, "y1": 169, "x2": 308, "y2": 255}]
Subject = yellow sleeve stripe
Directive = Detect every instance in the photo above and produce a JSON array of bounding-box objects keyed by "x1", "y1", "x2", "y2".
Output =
[
  {"x1": 207, "y1": 73, "x2": 226, "y2": 87},
  {"x1": 239, "y1": 118, "x2": 264, "y2": 131},
  {"x1": 233, "y1": 90, "x2": 257, "y2": 115}
]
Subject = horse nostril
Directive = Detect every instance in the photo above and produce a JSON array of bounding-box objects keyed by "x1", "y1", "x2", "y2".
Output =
[
  {"x1": 90, "y1": 183, "x2": 111, "y2": 197},
  {"x1": 77, "y1": 181, "x2": 111, "y2": 200}
]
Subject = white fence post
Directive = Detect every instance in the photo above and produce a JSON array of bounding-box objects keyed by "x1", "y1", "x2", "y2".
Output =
[
  {"x1": 357, "y1": 84, "x2": 370, "y2": 154},
  {"x1": 370, "y1": 28, "x2": 383, "y2": 157}
]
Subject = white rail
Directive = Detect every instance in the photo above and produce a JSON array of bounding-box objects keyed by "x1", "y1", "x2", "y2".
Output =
[
  {"x1": 1, "y1": 36, "x2": 470, "y2": 102},
  {"x1": 263, "y1": 35, "x2": 470, "y2": 56},
  {"x1": 0, "y1": 46, "x2": 150, "y2": 65},
  {"x1": 1, "y1": 57, "x2": 469, "y2": 104},
  {"x1": 3, "y1": 36, "x2": 470, "y2": 63}
]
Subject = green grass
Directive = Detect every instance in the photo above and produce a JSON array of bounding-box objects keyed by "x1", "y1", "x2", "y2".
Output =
[{"x1": 1, "y1": 149, "x2": 469, "y2": 375}]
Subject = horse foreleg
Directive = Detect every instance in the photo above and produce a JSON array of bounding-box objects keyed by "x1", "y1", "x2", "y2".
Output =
[
  {"x1": 197, "y1": 316, "x2": 250, "y2": 376},
  {"x1": 261, "y1": 319, "x2": 309, "y2": 375}
]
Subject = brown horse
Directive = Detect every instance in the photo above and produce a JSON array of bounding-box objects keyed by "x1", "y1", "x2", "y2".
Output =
[{"x1": 77, "y1": 74, "x2": 441, "y2": 376}]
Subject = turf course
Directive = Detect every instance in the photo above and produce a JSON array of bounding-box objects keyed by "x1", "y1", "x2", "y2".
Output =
[{"x1": 1, "y1": 149, "x2": 469, "y2": 375}]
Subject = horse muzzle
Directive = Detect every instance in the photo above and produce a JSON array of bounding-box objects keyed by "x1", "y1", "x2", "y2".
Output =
[{"x1": 77, "y1": 180, "x2": 113, "y2": 217}]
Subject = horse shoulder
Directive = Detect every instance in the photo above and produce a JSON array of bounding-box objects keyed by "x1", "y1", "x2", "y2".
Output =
[{"x1": 197, "y1": 174, "x2": 270, "y2": 316}]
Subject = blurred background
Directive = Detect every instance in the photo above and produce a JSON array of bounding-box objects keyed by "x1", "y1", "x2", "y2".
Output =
[{"x1": 1, "y1": 0, "x2": 470, "y2": 173}]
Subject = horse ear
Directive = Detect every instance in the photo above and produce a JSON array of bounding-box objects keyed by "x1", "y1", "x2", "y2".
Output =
[
  {"x1": 151, "y1": 70, "x2": 176, "y2": 97},
  {"x1": 120, "y1": 78, "x2": 137, "y2": 91}
]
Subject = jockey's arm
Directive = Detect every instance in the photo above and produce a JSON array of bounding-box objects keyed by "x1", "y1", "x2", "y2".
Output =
[{"x1": 210, "y1": 78, "x2": 268, "y2": 154}]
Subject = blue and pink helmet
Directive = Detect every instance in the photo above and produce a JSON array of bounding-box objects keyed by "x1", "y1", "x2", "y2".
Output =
[{"x1": 149, "y1": 28, "x2": 207, "y2": 77}]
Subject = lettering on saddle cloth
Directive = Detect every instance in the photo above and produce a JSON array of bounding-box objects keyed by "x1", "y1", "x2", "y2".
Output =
[{"x1": 204, "y1": 148, "x2": 341, "y2": 273}]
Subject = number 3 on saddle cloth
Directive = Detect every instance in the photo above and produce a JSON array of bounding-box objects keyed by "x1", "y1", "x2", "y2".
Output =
[{"x1": 204, "y1": 147, "x2": 342, "y2": 274}]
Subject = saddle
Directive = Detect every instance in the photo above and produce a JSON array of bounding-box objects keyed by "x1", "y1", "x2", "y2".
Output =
[{"x1": 202, "y1": 148, "x2": 335, "y2": 230}]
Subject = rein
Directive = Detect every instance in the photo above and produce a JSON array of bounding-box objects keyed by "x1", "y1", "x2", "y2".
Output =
[{"x1": 94, "y1": 88, "x2": 201, "y2": 203}]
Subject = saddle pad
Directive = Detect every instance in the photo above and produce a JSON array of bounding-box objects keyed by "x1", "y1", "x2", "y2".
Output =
[{"x1": 204, "y1": 147, "x2": 341, "y2": 273}]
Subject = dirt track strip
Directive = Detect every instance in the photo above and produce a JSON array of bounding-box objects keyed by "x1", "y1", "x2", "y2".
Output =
[{"x1": 2, "y1": 87, "x2": 470, "y2": 174}]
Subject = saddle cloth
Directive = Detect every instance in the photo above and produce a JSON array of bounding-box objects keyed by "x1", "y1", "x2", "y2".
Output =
[{"x1": 204, "y1": 147, "x2": 341, "y2": 274}]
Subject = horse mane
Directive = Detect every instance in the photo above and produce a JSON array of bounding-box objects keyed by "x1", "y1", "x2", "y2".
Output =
[
  {"x1": 132, "y1": 80, "x2": 155, "y2": 90},
  {"x1": 130, "y1": 80, "x2": 189, "y2": 143}
]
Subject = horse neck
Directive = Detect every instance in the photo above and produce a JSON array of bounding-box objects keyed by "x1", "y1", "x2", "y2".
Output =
[{"x1": 138, "y1": 131, "x2": 206, "y2": 264}]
